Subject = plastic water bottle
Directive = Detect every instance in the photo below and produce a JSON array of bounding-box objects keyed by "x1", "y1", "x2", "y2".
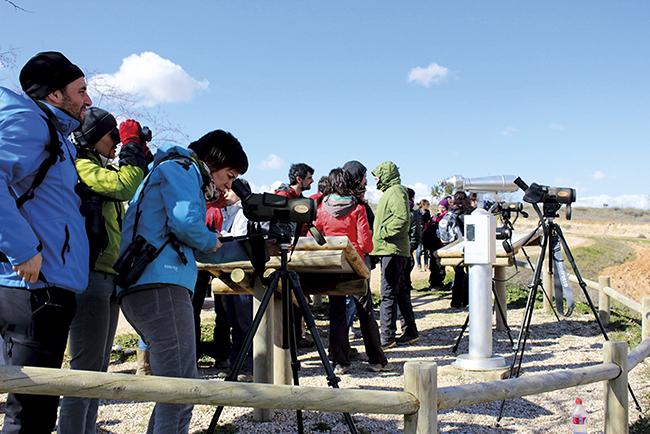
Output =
[{"x1": 572, "y1": 397, "x2": 588, "y2": 434}]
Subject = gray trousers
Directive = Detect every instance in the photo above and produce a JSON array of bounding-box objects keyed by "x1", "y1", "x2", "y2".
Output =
[
  {"x1": 120, "y1": 285, "x2": 198, "y2": 434},
  {"x1": 379, "y1": 255, "x2": 418, "y2": 344},
  {"x1": 58, "y1": 271, "x2": 119, "y2": 434}
]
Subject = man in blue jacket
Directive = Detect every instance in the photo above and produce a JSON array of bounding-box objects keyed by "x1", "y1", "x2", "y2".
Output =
[{"x1": 0, "y1": 51, "x2": 92, "y2": 433}]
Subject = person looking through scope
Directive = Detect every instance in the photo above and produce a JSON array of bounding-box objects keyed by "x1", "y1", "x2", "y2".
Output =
[{"x1": 116, "y1": 130, "x2": 249, "y2": 433}]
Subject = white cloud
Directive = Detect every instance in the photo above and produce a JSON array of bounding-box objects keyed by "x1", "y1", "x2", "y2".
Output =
[
  {"x1": 258, "y1": 154, "x2": 285, "y2": 170},
  {"x1": 365, "y1": 184, "x2": 383, "y2": 204},
  {"x1": 406, "y1": 182, "x2": 432, "y2": 203},
  {"x1": 549, "y1": 123, "x2": 565, "y2": 131},
  {"x1": 250, "y1": 180, "x2": 283, "y2": 194},
  {"x1": 89, "y1": 52, "x2": 209, "y2": 107},
  {"x1": 408, "y1": 63, "x2": 449, "y2": 87},
  {"x1": 593, "y1": 170, "x2": 606, "y2": 180},
  {"x1": 501, "y1": 126, "x2": 518, "y2": 136},
  {"x1": 576, "y1": 194, "x2": 650, "y2": 210}
]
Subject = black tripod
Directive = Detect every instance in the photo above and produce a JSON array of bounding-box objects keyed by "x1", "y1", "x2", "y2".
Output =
[
  {"x1": 495, "y1": 201, "x2": 642, "y2": 424},
  {"x1": 207, "y1": 242, "x2": 358, "y2": 434},
  {"x1": 451, "y1": 280, "x2": 514, "y2": 353}
]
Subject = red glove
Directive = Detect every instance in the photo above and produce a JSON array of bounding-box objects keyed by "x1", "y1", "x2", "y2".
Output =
[{"x1": 118, "y1": 119, "x2": 142, "y2": 146}]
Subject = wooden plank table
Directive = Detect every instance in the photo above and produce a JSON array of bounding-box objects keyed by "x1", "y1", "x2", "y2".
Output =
[
  {"x1": 197, "y1": 235, "x2": 369, "y2": 421},
  {"x1": 436, "y1": 228, "x2": 542, "y2": 330}
]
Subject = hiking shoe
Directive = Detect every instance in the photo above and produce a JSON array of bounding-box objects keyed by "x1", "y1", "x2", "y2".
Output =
[
  {"x1": 334, "y1": 364, "x2": 350, "y2": 375},
  {"x1": 213, "y1": 358, "x2": 231, "y2": 370},
  {"x1": 368, "y1": 362, "x2": 393, "y2": 373},
  {"x1": 396, "y1": 334, "x2": 419, "y2": 346},
  {"x1": 297, "y1": 336, "x2": 315, "y2": 348},
  {"x1": 381, "y1": 340, "x2": 396, "y2": 349},
  {"x1": 236, "y1": 373, "x2": 254, "y2": 383},
  {"x1": 349, "y1": 347, "x2": 362, "y2": 361}
]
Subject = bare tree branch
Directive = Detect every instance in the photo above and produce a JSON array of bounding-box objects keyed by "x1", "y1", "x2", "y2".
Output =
[
  {"x1": 88, "y1": 77, "x2": 190, "y2": 150},
  {"x1": 3, "y1": 0, "x2": 30, "y2": 12},
  {"x1": 0, "y1": 47, "x2": 17, "y2": 72}
]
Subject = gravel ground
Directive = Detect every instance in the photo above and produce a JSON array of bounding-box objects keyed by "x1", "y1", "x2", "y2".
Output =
[{"x1": 2, "y1": 269, "x2": 649, "y2": 433}]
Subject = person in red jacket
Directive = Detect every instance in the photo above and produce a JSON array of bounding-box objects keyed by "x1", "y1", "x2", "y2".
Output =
[{"x1": 315, "y1": 168, "x2": 390, "y2": 373}]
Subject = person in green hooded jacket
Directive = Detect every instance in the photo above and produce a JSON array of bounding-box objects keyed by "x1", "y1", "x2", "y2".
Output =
[
  {"x1": 370, "y1": 161, "x2": 419, "y2": 348},
  {"x1": 58, "y1": 108, "x2": 149, "y2": 434}
]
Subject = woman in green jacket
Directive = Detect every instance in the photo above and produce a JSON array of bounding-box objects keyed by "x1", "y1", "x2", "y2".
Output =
[{"x1": 58, "y1": 108, "x2": 149, "y2": 434}]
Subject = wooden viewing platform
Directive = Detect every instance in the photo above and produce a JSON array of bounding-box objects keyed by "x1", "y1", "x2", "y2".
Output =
[{"x1": 196, "y1": 235, "x2": 371, "y2": 421}]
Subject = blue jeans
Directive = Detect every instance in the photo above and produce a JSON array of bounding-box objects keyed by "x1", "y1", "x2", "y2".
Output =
[
  {"x1": 378, "y1": 256, "x2": 418, "y2": 344},
  {"x1": 121, "y1": 285, "x2": 198, "y2": 434},
  {"x1": 415, "y1": 244, "x2": 428, "y2": 268},
  {"x1": 345, "y1": 296, "x2": 356, "y2": 328},
  {"x1": 58, "y1": 271, "x2": 119, "y2": 434}
]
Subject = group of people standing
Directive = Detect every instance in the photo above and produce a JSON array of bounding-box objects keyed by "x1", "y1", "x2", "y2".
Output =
[
  {"x1": 0, "y1": 51, "x2": 249, "y2": 434},
  {"x1": 414, "y1": 191, "x2": 477, "y2": 308},
  {"x1": 0, "y1": 50, "x2": 476, "y2": 434}
]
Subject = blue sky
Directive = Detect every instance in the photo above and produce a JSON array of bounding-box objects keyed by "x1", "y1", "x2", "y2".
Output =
[{"x1": 1, "y1": 1, "x2": 649, "y2": 206}]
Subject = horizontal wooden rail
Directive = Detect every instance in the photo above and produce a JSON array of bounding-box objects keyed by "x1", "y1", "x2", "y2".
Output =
[
  {"x1": 0, "y1": 366, "x2": 419, "y2": 416},
  {"x1": 514, "y1": 259, "x2": 642, "y2": 314},
  {"x1": 437, "y1": 363, "x2": 620, "y2": 411},
  {"x1": 567, "y1": 275, "x2": 642, "y2": 313},
  {"x1": 628, "y1": 339, "x2": 650, "y2": 371}
]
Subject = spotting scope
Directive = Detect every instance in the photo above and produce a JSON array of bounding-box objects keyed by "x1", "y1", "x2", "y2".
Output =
[{"x1": 443, "y1": 175, "x2": 519, "y2": 193}]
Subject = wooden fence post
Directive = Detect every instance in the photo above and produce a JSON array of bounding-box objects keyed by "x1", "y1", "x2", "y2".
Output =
[
  {"x1": 542, "y1": 256, "x2": 553, "y2": 313},
  {"x1": 603, "y1": 341, "x2": 628, "y2": 434},
  {"x1": 403, "y1": 361, "x2": 437, "y2": 434},
  {"x1": 598, "y1": 276, "x2": 611, "y2": 327},
  {"x1": 252, "y1": 280, "x2": 273, "y2": 421},
  {"x1": 643, "y1": 297, "x2": 650, "y2": 341}
]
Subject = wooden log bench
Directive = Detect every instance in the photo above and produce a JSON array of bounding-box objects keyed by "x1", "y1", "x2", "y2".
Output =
[{"x1": 197, "y1": 235, "x2": 369, "y2": 421}]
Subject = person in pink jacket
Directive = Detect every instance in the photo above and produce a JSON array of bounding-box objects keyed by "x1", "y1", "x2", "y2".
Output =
[{"x1": 314, "y1": 168, "x2": 390, "y2": 374}]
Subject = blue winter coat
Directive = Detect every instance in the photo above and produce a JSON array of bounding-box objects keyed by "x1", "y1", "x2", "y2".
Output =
[
  {"x1": 117, "y1": 144, "x2": 247, "y2": 295},
  {"x1": 0, "y1": 87, "x2": 89, "y2": 292}
]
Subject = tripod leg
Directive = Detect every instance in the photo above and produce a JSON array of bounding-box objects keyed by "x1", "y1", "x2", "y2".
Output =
[
  {"x1": 492, "y1": 282, "x2": 514, "y2": 346},
  {"x1": 452, "y1": 314, "x2": 469, "y2": 354},
  {"x1": 286, "y1": 271, "x2": 359, "y2": 434},
  {"x1": 521, "y1": 246, "x2": 561, "y2": 322},
  {"x1": 496, "y1": 227, "x2": 549, "y2": 425},
  {"x1": 207, "y1": 272, "x2": 281, "y2": 434},
  {"x1": 554, "y1": 224, "x2": 643, "y2": 413},
  {"x1": 283, "y1": 273, "x2": 305, "y2": 433}
]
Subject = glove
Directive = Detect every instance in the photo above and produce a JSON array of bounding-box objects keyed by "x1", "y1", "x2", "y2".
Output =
[
  {"x1": 118, "y1": 119, "x2": 142, "y2": 146},
  {"x1": 118, "y1": 142, "x2": 147, "y2": 170},
  {"x1": 119, "y1": 119, "x2": 153, "y2": 163}
]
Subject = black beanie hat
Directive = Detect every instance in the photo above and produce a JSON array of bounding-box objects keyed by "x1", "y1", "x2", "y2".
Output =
[
  {"x1": 342, "y1": 160, "x2": 367, "y2": 183},
  {"x1": 19, "y1": 51, "x2": 84, "y2": 99},
  {"x1": 72, "y1": 107, "x2": 117, "y2": 148}
]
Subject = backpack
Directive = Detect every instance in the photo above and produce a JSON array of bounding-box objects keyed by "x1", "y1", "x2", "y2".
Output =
[
  {"x1": 421, "y1": 217, "x2": 437, "y2": 249},
  {"x1": 436, "y1": 211, "x2": 460, "y2": 244}
]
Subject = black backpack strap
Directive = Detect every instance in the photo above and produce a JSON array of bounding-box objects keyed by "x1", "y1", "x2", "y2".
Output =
[
  {"x1": 15, "y1": 103, "x2": 64, "y2": 208},
  {"x1": 130, "y1": 154, "x2": 195, "y2": 263}
]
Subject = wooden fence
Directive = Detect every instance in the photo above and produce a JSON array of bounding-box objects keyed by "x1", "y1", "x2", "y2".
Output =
[{"x1": 1, "y1": 289, "x2": 649, "y2": 433}]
